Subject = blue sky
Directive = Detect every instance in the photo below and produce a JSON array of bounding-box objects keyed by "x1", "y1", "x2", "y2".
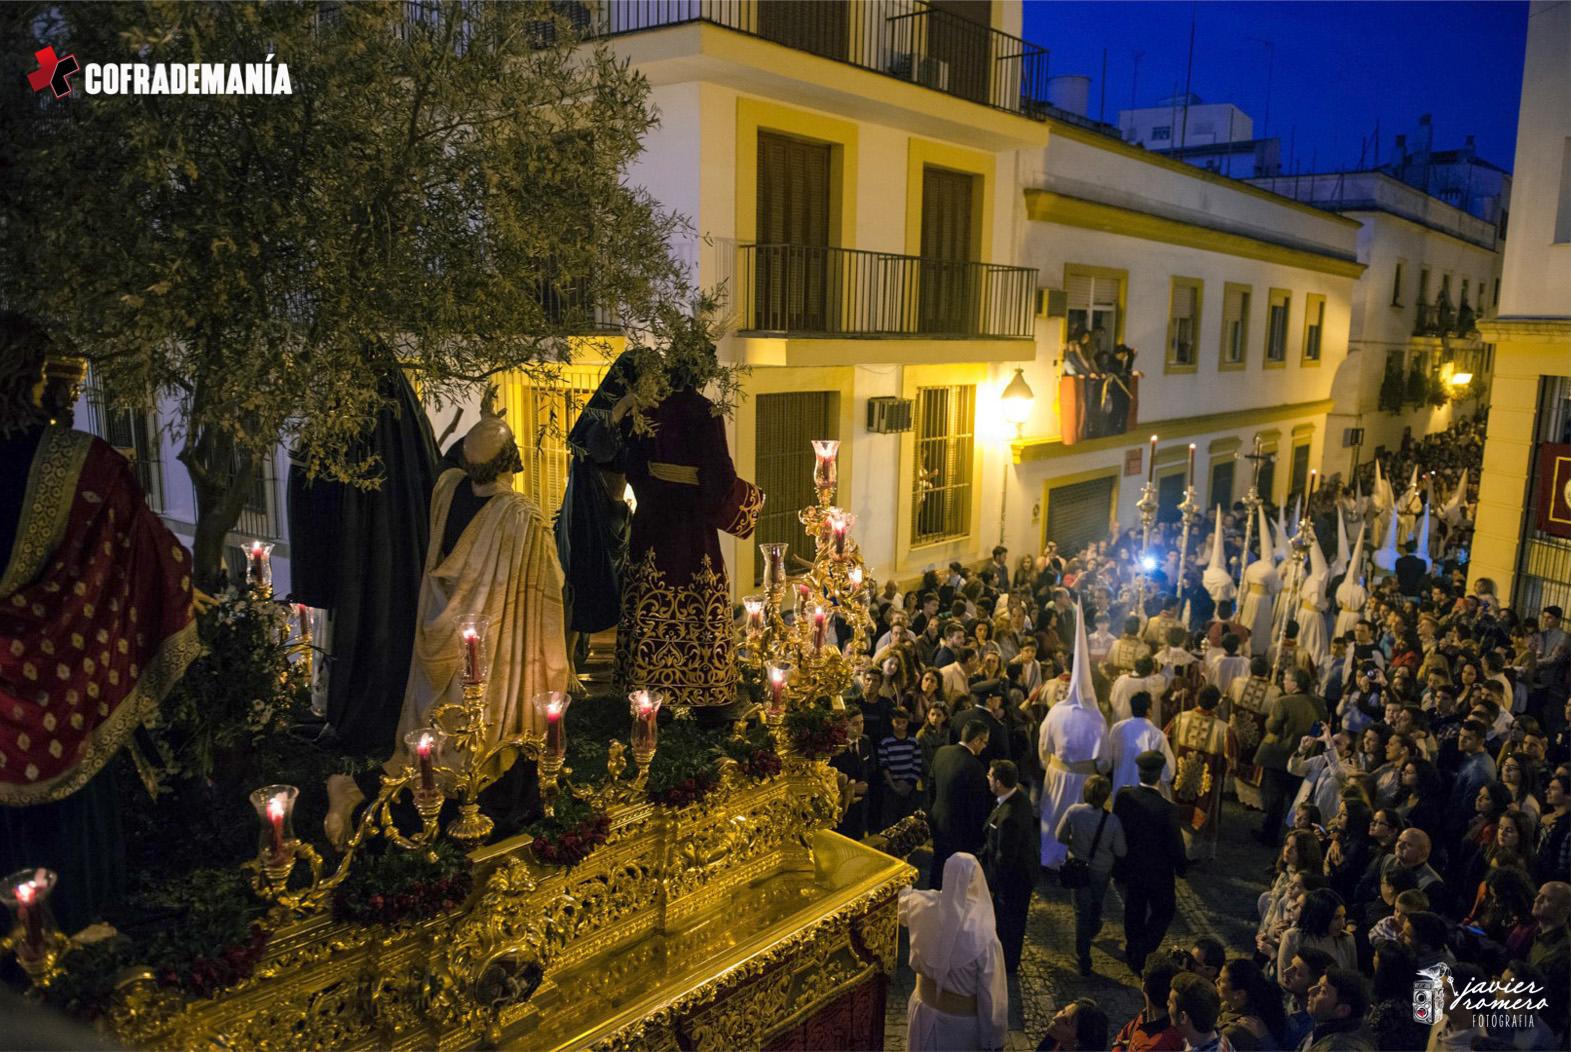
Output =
[{"x1": 1020, "y1": 1, "x2": 1529, "y2": 172}]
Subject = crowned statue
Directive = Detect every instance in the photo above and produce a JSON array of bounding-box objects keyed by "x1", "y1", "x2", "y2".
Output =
[{"x1": 615, "y1": 335, "x2": 763, "y2": 712}]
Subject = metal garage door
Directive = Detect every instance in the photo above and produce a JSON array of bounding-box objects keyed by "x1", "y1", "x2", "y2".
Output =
[{"x1": 1045, "y1": 475, "x2": 1116, "y2": 556}]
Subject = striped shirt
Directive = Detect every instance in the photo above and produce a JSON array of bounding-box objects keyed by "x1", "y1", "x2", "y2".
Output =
[{"x1": 878, "y1": 734, "x2": 923, "y2": 786}]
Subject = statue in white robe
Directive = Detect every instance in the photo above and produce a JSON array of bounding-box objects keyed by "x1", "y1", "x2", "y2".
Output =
[{"x1": 396, "y1": 415, "x2": 570, "y2": 764}]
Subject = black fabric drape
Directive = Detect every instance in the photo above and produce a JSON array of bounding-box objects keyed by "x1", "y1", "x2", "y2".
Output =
[{"x1": 288, "y1": 373, "x2": 438, "y2": 756}]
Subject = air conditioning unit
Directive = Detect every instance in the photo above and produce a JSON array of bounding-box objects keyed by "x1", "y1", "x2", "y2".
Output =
[
  {"x1": 867, "y1": 396, "x2": 914, "y2": 434},
  {"x1": 1036, "y1": 288, "x2": 1067, "y2": 318},
  {"x1": 889, "y1": 52, "x2": 950, "y2": 91},
  {"x1": 1342, "y1": 427, "x2": 1365, "y2": 448}
]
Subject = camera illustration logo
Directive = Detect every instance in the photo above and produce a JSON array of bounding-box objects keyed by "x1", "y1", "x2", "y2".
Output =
[{"x1": 1413, "y1": 961, "x2": 1451, "y2": 1024}]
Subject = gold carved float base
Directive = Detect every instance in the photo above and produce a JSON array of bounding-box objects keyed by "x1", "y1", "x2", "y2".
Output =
[{"x1": 107, "y1": 765, "x2": 915, "y2": 1051}]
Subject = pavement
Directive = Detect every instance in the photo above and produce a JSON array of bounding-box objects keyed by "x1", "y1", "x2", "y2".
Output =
[{"x1": 883, "y1": 798, "x2": 1276, "y2": 1051}]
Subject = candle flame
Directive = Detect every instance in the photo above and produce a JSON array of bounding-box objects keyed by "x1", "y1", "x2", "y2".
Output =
[
  {"x1": 15, "y1": 881, "x2": 35, "y2": 906},
  {"x1": 547, "y1": 701, "x2": 563, "y2": 719},
  {"x1": 267, "y1": 795, "x2": 287, "y2": 822},
  {"x1": 417, "y1": 732, "x2": 434, "y2": 757},
  {"x1": 769, "y1": 666, "x2": 788, "y2": 685},
  {"x1": 849, "y1": 567, "x2": 864, "y2": 586},
  {"x1": 462, "y1": 627, "x2": 479, "y2": 641}
]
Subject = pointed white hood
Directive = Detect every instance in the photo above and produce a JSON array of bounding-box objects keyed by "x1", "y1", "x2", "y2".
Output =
[
  {"x1": 1287, "y1": 495, "x2": 1302, "y2": 539},
  {"x1": 1203, "y1": 505, "x2": 1236, "y2": 602},
  {"x1": 1063, "y1": 603, "x2": 1100, "y2": 717},
  {"x1": 1443, "y1": 468, "x2": 1470, "y2": 527},
  {"x1": 1373, "y1": 460, "x2": 1389, "y2": 513},
  {"x1": 1258, "y1": 504, "x2": 1278, "y2": 563},
  {"x1": 1336, "y1": 519, "x2": 1369, "y2": 605},
  {"x1": 1276, "y1": 501, "x2": 1291, "y2": 556},
  {"x1": 1374, "y1": 498, "x2": 1401, "y2": 572},
  {"x1": 1330, "y1": 504, "x2": 1350, "y2": 578}
]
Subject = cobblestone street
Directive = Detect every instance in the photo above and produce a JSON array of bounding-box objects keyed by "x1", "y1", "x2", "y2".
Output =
[{"x1": 885, "y1": 798, "x2": 1277, "y2": 1051}]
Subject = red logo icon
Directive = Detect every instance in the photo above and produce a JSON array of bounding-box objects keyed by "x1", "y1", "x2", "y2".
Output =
[{"x1": 25, "y1": 46, "x2": 80, "y2": 99}]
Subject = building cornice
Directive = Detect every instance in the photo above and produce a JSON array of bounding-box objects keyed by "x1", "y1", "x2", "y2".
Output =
[
  {"x1": 1010, "y1": 397, "x2": 1335, "y2": 464},
  {"x1": 1041, "y1": 118, "x2": 1364, "y2": 229},
  {"x1": 1476, "y1": 317, "x2": 1571, "y2": 340},
  {"x1": 1023, "y1": 189, "x2": 1366, "y2": 279}
]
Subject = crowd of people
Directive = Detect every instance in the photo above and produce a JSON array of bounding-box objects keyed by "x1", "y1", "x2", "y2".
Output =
[{"x1": 822, "y1": 416, "x2": 1570, "y2": 1050}]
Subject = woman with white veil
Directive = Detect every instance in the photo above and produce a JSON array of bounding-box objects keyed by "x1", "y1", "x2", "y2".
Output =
[{"x1": 899, "y1": 853, "x2": 1009, "y2": 1051}]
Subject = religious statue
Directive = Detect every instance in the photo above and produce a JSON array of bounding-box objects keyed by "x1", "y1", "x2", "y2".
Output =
[
  {"x1": 394, "y1": 409, "x2": 569, "y2": 759},
  {"x1": 287, "y1": 370, "x2": 440, "y2": 755},
  {"x1": 615, "y1": 342, "x2": 762, "y2": 712},
  {"x1": 555, "y1": 353, "x2": 638, "y2": 682},
  {"x1": 0, "y1": 312, "x2": 202, "y2": 933}
]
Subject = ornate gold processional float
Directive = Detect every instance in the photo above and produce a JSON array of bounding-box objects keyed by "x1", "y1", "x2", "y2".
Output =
[{"x1": 2, "y1": 440, "x2": 919, "y2": 1050}]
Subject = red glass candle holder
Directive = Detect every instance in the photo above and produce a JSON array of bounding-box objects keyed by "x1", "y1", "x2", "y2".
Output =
[
  {"x1": 250, "y1": 784, "x2": 298, "y2": 865},
  {"x1": 458, "y1": 614, "x2": 491, "y2": 685},
  {"x1": 812, "y1": 439, "x2": 839, "y2": 492},
  {"x1": 3, "y1": 868, "x2": 58, "y2": 963}
]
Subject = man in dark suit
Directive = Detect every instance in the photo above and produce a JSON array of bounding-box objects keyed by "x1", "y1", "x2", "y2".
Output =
[
  {"x1": 1395, "y1": 540, "x2": 1428, "y2": 597},
  {"x1": 950, "y1": 682, "x2": 1011, "y2": 767},
  {"x1": 981, "y1": 759, "x2": 1035, "y2": 974},
  {"x1": 1113, "y1": 750, "x2": 1188, "y2": 975},
  {"x1": 928, "y1": 719, "x2": 992, "y2": 889}
]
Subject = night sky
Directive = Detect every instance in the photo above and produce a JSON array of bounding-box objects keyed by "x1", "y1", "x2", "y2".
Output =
[{"x1": 1021, "y1": 1, "x2": 1529, "y2": 174}]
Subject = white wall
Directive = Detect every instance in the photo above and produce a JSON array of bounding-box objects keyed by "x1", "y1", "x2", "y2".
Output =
[{"x1": 1498, "y1": 0, "x2": 1571, "y2": 319}]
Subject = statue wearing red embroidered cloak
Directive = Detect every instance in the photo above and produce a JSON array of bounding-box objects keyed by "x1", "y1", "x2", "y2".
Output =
[
  {"x1": 616, "y1": 385, "x2": 762, "y2": 708},
  {"x1": 0, "y1": 314, "x2": 200, "y2": 930}
]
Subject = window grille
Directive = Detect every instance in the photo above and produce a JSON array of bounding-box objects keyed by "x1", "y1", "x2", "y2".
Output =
[
  {"x1": 495, "y1": 364, "x2": 610, "y2": 517},
  {"x1": 754, "y1": 391, "x2": 837, "y2": 584},
  {"x1": 85, "y1": 379, "x2": 164, "y2": 513},
  {"x1": 235, "y1": 449, "x2": 279, "y2": 540},
  {"x1": 911, "y1": 384, "x2": 975, "y2": 546}
]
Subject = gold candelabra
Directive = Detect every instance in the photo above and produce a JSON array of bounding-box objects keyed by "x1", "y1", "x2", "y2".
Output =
[{"x1": 739, "y1": 440, "x2": 873, "y2": 754}]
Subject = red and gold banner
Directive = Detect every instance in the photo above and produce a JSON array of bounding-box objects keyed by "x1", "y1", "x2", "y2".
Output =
[{"x1": 1537, "y1": 442, "x2": 1571, "y2": 540}]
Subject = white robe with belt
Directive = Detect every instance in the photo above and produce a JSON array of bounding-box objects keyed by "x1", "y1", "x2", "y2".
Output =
[
  {"x1": 1239, "y1": 559, "x2": 1281, "y2": 658},
  {"x1": 397, "y1": 470, "x2": 570, "y2": 762},
  {"x1": 1038, "y1": 704, "x2": 1109, "y2": 867},
  {"x1": 901, "y1": 854, "x2": 1009, "y2": 1052}
]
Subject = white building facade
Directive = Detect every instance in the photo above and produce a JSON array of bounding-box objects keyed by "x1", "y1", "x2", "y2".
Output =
[{"x1": 1249, "y1": 171, "x2": 1504, "y2": 478}]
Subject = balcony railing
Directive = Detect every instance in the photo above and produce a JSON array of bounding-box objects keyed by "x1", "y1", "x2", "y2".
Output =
[
  {"x1": 590, "y1": 1, "x2": 1050, "y2": 118},
  {"x1": 734, "y1": 243, "x2": 1035, "y2": 339}
]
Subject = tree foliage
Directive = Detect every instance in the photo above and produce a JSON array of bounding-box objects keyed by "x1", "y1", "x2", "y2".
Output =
[{"x1": 1, "y1": 1, "x2": 718, "y2": 584}]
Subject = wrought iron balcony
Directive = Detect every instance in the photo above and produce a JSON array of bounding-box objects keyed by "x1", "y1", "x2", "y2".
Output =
[
  {"x1": 591, "y1": 1, "x2": 1051, "y2": 118},
  {"x1": 734, "y1": 243, "x2": 1035, "y2": 339}
]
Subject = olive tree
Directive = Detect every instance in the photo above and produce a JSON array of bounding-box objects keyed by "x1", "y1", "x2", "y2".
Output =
[{"x1": 2, "y1": 1, "x2": 697, "y2": 586}]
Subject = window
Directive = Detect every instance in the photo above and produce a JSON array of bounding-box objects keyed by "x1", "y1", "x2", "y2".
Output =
[
  {"x1": 1418, "y1": 268, "x2": 1431, "y2": 304},
  {"x1": 1265, "y1": 288, "x2": 1291, "y2": 365},
  {"x1": 1301, "y1": 293, "x2": 1325, "y2": 364},
  {"x1": 1288, "y1": 442, "x2": 1311, "y2": 503},
  {"x1": 1219, "y1": 282, "x2": 1250, "y2": 370},
  {"x1": 1494, "y1": 277, "x2": 1501, "y2": 307},
  {"x1": 494, "y1": 364, "x2": 609, "y2": 517},
  {"x1": 1460, "y1": 277, "x2": 1470, "y2": 307},
  {"x1": 754, "y1": 391, "x2": 837, "y2": 584},
  {"x1": 1064, "y1": 266, "x2": 1124, "y2": 358},
  {"x1": 912, "y1": 384, "x2": 975, "y2": 545},
  {"x1": 1151, "y1": 125, "x2": 1171, "y2": 141},
  {"x1": 755, "y1": 131, "x2": 833, "y2": 332},
  {"x1": 85, "y1": 380, "x2": 163, "y2": 513},
  {"x1": 1156, "y1": 470, "x2": 1186, "y2": 524},
  {"x1": 1166, "y1": 277, "x2": 1202, "y2": 370},
  {"x1": 1391, "y1": 261, "x2": 1405, "y2": 307},
  {"x1": 1210, "y1": 459, "x2": 1235, "y2": 510},
  {"x1": 235, "y1": 449, "x2": 280, "y2": 540},
  {"x1": 1440, "y1": 273, "x2": 1452, "y2": 303},
  {"x1": 1256, "y1": 448, "x2": 1277, "y2": 504}
]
